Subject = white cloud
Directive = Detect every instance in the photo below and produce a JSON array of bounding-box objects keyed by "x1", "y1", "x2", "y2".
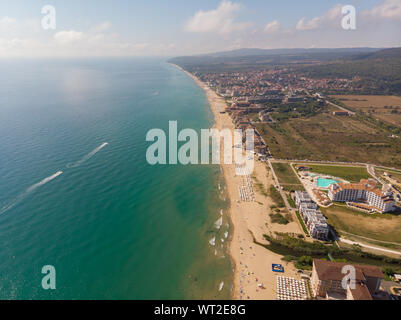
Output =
[
  {"x1": 296, "y1": 17, "x2": 321, "y2": 31},
  {"x1": 264, "y1": 20, "x2": 280, "y2": 34},
  {"x1": 186, "y1": 0, "x2": 251, "y2": 35},
  {"x1": 91, "y1": 21, "x2": 112, "y2": 33},
  {"x1": 296, "y1": 4, "x2": 343, "y2": 31},
  {"x1": 54, "y1": 30, "x2": 84, "y2": 45},
  {"x1": 0, "y1": 17, "x2": 17, "y2": 32},
  {"x1": 0, "y1": 16, "x2": 41, "y2": 36},
  {"x1": 363, "y1": 0, "x2": 401, "y2": 20}
]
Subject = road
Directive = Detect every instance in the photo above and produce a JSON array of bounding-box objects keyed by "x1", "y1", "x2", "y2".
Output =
[
  {"x1": 367, "y1": 164, "x2": 401, "y2": 199},
  {"x1": 339, "y1": 237, "x2": 401, "y2": 256},
  {"x1": 367, "y1": 164, "x2": 385, "y2": 184},
  {"x1": 325, "y1": 99, "x2": 356, "y2": 115},
  {"x1": 267, "y1": 159, "x2": 309, "y2": 238}
]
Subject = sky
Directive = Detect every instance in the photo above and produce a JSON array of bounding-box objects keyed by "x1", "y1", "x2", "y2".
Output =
[{"x1": 0, "y1": 0, "x2": 400, "y2": 57}]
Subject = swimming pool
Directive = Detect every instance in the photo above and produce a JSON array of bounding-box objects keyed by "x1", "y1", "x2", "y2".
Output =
[{"x1": 317, "y1": 178, "x2": 339, "y2": 188}]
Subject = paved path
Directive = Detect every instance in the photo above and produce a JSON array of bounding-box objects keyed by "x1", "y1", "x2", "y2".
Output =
[
  {"x1": 326, "y1": 100, "x2": 356, "y2": 115},
  {"x1": 340, "y1": 231, "x2": 401, "y2": 246},
  {"x1": 339, "y1": 237, "x2": 401, "y2": 256},
  {"x1": 367, "y1": 164, "x2": 401, "y2": 199},
  {"x1": 268, "y1": 159, "x2": 308, "y2": 238}
]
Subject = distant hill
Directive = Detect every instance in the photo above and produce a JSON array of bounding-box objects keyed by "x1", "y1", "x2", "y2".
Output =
[
  {"x1": 349, "y1": 47, "x2": 401, "y2": 60},
  {"x1": 203, "y1": 47, "x2": 381, "y2": 58},
  {"x1": 168, "y1": 47, "x2": 385, "y2": 73},
  {"x1": 169, "y1": 47, "x2": 401, "y2": 95},
  {"x1": 297, "y1": 47, "x2": 401, "y2": 95}
]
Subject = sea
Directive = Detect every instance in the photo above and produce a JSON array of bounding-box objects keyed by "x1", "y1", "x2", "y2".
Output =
[{"x1": 0, "y1": 58, "x2": 232, "y2": 299}]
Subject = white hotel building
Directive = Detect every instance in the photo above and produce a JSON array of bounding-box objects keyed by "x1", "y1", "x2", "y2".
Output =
[
  {"x1": 328, "y1": 179, "x2": 395, "y2": 213},
  {"x1": 294, "y1": 191, "x2": 329, "y2": 240}
]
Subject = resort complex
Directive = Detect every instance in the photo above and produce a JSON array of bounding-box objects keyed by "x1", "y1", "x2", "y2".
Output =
[
  {"x1": 311, "y1": 259, "x2": 384, "y2": 300},
  {"x1": 294, "y1": 191, "x2": 329, "y2": 240},
  {"x1": 328, "y1": 179, "x2": 396, "y2": 213}
]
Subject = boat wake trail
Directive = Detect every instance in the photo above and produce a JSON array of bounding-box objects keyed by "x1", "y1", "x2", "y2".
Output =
[
  {"x1": 67, "y1": 142, "x2": 108, "y2": 168},
  {"x1": 0, "y1": 171, "x2": 63, "y2": 215},
  {"x1": 0, "y1": 143, "x2": 108, "y2": 216}
]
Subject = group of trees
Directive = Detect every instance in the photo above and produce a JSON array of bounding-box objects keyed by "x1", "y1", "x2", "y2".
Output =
[{"x1": 299, "y1": 57, "x2": 401, "y2": 95}]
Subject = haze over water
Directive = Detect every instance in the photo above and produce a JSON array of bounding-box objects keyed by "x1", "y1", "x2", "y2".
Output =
[{"x1": 0, "y1": 58, "x2": 232, "y2": 299}]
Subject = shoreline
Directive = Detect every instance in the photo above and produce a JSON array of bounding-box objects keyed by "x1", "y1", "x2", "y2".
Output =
[{"x1": 170, "y1": 63, "x2": 300, "y2": 300}]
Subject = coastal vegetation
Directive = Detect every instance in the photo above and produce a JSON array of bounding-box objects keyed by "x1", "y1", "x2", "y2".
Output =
[
  {"x1": 269, "y1": 185, "x2": 285, "y2": 208},
  {"x1": 282, "y1": 255, "x2": 314, "y2": 270},
  {"x1": 287, "y1": 195, "x2": 296, "y2": 208},
  {"x1": 257, "y1": 233, "x2": 401, "y2": 274},
  {"x1": 252, "y1": 175, "x2": 268, "y2": 197},
  {"x1": 295, "y1": 211, "x2": 309, "y2": 236},
  {"x1": 269, "y1": 213, "x2": 290, "y2": 225}
]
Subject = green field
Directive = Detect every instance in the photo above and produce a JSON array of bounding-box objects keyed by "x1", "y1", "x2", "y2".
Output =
[
  {"x1": 321, "y1": 205, "x2": 401, "y2": 244},
  {"x1": 304, "y1": 164, "x2": 371, "y2": 182},
  {"x1": 255, "y1": 110, "x2": 401, "y2": 169},
  {"x1": 272, "y1": 162, "x2": 304, "y2": 189}
]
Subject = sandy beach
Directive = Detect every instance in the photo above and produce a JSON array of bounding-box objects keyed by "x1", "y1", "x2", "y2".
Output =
[{"x1": 172, "y1": 64, "x2": 301, "y2": 300}]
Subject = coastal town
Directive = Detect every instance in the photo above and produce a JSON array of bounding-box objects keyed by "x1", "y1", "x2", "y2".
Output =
[
  {"x1": 178, "y1": 63, "x2": 401, "y2": 301},
  {"x1": 3, "y1": 0, "x2": 401, "y2": 309},
  {"x1": 194, "y1": 67, "x2": 359, "y2": 160}
]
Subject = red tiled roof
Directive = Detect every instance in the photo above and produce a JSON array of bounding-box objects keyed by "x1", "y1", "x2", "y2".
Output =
[
  {"x1": 350, "y1": 283, "x2": 373, "y2": 300},
  {"x1": 313, "y1": 259, "x2": 384, "y2": 281}
]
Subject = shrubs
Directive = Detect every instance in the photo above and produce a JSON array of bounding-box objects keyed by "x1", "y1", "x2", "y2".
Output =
[
  {"x1": 296, "y1": 256, "x2": 313, "y2": 270},
  {"x1": 269, "y1": 185, "x2": 285, "y2": 208},
  {"x1": 264, "y1": 233, "x2": 328, "y2": 256},
  {"x1": 282, "y1": 255, "x2": 314, "y2": 270},
  {"x1": 270, "y1": 213, "x2": 289, "y2": 225},
  {"x1": 260, "y1": 233, "x2": 401, "y2": 275}
]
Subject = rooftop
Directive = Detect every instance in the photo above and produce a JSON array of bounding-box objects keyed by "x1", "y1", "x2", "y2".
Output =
[{"x1": 313, "y1": 259, "x2": 384, "y2": 282}]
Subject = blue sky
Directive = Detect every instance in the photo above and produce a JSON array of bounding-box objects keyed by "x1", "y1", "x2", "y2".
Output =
[{"x1": 0, "y1": 0, "x2": 399, "y2": 57}]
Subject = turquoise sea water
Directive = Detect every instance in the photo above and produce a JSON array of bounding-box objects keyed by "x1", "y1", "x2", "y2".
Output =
[
  {"x1": 317, "y1": 178, "x2": 339, "y2": 188},
  {"x1": 0, "y1": 58, "x2": 232, "y2": 299}
]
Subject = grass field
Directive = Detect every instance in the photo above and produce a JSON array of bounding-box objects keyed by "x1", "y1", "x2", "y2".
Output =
[
  {"x1": 321, "y1": 205, "x2": 401, "y2": 244},
  {"x1": 272, "y1": 162, "x2": 304, "y2": 188},
  {"x1": 303, "y1": 164, "x2": 371, "y2": 182},
  {"x1": 331, "y1": 95, "x2": 401, "y2": 128},
  {"x1": 255, "y1": 110, "x2": 401, "y2": 168}
]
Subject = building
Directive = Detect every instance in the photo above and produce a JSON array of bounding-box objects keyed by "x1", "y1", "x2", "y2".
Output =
[
  {"x1": 311, "y1": 259, "x2": 384, "y2": 300},
  {"x1": 294, "y1": 191, "x2": 329, "y2": 240},
  {"x1": 259, "y1": 111, "x2": 272, "y2": 122},
  {"x1": 286, "y1": 95, "x2": 306, "y2": 103},
  {"x1": 295, "y1": 165, "x2": 312, "y2": 171},
  {"x1": 328, "y1": 179, "x2": 395, "y2": 213},
  {"x1": 294, "y1": 191, "x2": 313, "y2": 207},
  {"x1": 333, "y1": 111, "x2": 350, "y2": 116}
]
